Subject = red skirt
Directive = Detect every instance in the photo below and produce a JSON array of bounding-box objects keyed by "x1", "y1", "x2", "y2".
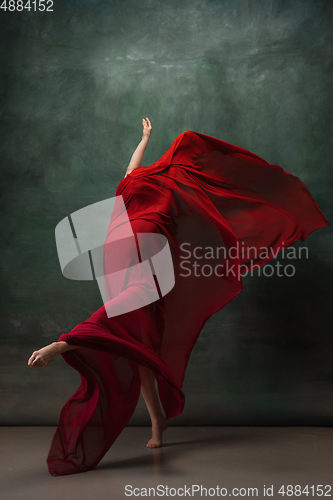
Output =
[{"x1": 46, "y1": 131, "x2": 329, "y2": 476}]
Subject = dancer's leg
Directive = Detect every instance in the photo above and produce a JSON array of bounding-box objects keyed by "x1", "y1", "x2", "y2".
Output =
[
  {"x1": 27, "y1": 341, "x2": 77, "y2": 368},
  {"x1": 138, "y1": 364, "x2": 169, "y2": 448},
  {"x1": 28, "y1": 343, "x2": 169, "y2": 446}
]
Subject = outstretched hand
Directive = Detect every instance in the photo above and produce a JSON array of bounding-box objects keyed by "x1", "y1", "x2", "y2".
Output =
[{"x1": 142, "y1": 117, "x2": 152, "y2": 138}]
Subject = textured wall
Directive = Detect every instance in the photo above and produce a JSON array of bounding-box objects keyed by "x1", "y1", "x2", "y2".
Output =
[{"x1": 1, "y1": 0, "x2": 332, "y2": 425}]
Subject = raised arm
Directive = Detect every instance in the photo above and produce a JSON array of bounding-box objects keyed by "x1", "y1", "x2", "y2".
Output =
[{"x1": 124, "y1": 117, "x2": 152, "y2": 178}]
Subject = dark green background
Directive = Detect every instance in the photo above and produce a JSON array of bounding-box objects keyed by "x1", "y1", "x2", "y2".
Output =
[{"x1": 1, "y1": 0, "x2": 332, "y2": 425}]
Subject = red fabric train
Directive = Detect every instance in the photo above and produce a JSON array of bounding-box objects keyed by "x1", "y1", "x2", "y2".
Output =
[{"x1": 46, "y1": 131, "x2": 329, "y2": 475}]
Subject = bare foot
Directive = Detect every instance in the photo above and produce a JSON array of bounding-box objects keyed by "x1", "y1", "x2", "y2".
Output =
[
  {"x1": 27, "y1": 342, "x2": 62, "y2": 368},
  {"x1": 146, "y1": 417, "x2": 169, "y2": 448}
]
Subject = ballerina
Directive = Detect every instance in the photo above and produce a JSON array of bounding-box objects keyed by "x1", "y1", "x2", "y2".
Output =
[{"x1": 28, "y1": 119, "x2": 329, "y2": 477}]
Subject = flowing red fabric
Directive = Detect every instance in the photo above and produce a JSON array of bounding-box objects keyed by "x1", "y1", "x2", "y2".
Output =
[{"x1": 47, "y1": 131, "x2": 329, "y2": 476}]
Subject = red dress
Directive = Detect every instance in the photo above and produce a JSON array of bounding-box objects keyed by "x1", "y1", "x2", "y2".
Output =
[{"x1": 46, "y1": 131, "x2": 329, "y2": 476}]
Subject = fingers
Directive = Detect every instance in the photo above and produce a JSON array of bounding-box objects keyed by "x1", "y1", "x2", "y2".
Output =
[
  {"x1": 28, "y1": 351, "x2": 36, "y2": 365},
  {"x1": 29, "y1": 357, "x2": 44, "y2": 368},
  {"x1": 142, "y1": 117, "x2": 152, "y2": 129},
  {"x1": 28, "y1": 351, "x2": 40, "y2": 367}
]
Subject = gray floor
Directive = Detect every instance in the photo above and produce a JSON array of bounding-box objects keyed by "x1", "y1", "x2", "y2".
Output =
[{"x1": 0, "y1": 426, "x2": 332, "y2": 500}]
